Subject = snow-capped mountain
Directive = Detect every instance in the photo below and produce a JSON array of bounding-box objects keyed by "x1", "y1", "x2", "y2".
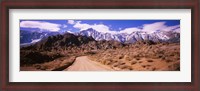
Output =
[
  {"x1": 76, "y1": 28, "x2": 128, "y2": 43},
  {"x1": 76, "y1": 28, "x2": 180, "y2": 43},
  {"x1": 20, "y1": 30, "x2": 60, "y2": 46},
  {"x1": 20, "y1": 28, "x2": 180, "y2": 47}
]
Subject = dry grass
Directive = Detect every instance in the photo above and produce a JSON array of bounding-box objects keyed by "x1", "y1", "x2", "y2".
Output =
[{"x1": 89, "y1": 43, "x2": 180, "y2": 71}]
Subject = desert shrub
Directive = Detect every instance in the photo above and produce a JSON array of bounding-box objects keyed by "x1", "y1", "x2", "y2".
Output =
[
  {"x1": 166, "y1": 59, "x2": 173, "y2": 63},
  {"x1": 152, "y1": 67, "x2": 156, "y2": 71},
  {"x1": 85, "y1": 51, "x2": 96, "y2": 55},
  {"x1": 138, "y1": 61, "x2": 143, "y2": 63},
  {"x1": 129, "y1": 67, "x2": 133, "y2": 70},
  {"x1": 146, "y1": 64, "x2": 151, "y2": 67},
  {"x1": 170, "y1": 54, "x2": 175, "y2": 57},
  {"x1": 157, "y1": 50, "x2": 165, "y2": 55},
  {"x1": 119, "y1": 65, "x2": 127, "y2": 69},
  {"x1": 142, "y1": 65, "x2": 146, "y2": 68},
  {"x1": 118, "y1": 55, "x2": 124, "y2": 59},
  {"x1": 102, "y1": 60, "x2": 106, "y2": 65},
  {"x1": 130, "y1": 61, "x2": 137, "y2": 65},
  {"x1": 161, "y1": 56, "x2": 166, "y2": 60},
  {"x1": 136, "y1": 58, "x2": 140, "y2": 60},
  {"x1": 125, "y1": 56, "x2": 131, "y2": 61},
  {"x1": 113, "y1": 60, "x2": 118, "y2": 63},
  {"x1": 105, "y1": 60, "x2": 112, "y2": 65},
  {"x1": 119, "y1": 62, "x2": 126, "y2": 65},
  {"x1": 124, "y1": 66, "x2": 133, "y2": 70},
  {"x1": 147, "y1": 59, "x2": 154, "y2": 62},
  {"x1": 106, "y1": 62, "x2": 112, "y2": 65},
  {"x1": 157, "y1": 54, "x2": 163, "y2": 58},
  {"x1": 112, "y1": 63, "x2": 118, "y2": 67}
]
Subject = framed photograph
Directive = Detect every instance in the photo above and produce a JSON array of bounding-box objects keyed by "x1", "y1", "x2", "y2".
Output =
[{"x1": 1, "y1": 0, "x2": 199, "y2": 91}]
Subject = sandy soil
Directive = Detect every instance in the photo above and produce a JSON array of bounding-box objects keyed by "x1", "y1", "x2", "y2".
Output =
[{"x1": 65, "y1": 56, "x2": 113, "y2": 71}]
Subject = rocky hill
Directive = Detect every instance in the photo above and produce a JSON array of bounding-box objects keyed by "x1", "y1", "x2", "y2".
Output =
[
  {"x1": 20, "y1": 32, "x2": 124, "y2": 66},
  {"x1": 22, "y1": 32, "x2": 124, "y2": 51}
]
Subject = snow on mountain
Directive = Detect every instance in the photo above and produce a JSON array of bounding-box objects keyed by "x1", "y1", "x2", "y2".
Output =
[
  {"x1": 20, "y1": 30, "x2": 60, "y2": 45},
  {"x1": 31, "y1": 38, "x2": 41, "y2": 43},
  {"x1": 67, "y1": 31, "x2": 74, "y2": 34},
  {"x1": 77, "y1": 28, "x2": 180, "y2": 43},
  {"x1": 20, "y1": 38, "x2": 42, "y2": 47}
]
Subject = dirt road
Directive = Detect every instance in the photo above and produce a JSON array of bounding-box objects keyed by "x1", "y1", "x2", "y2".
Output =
[{"x1": 65, "y1": 56, "x2": 113, "y2": 71}]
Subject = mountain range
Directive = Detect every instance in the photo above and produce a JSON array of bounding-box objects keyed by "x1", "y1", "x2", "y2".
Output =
[
  {"x1": 20, "y1": 28, "x2": 180, "y2": 46},
  {"x1": 77, "y1": 28, "x2": 180, "y2": 43}
]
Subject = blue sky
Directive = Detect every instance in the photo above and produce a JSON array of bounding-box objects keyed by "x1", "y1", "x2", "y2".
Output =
[{"x1": 20, "y1": 20, "x2": 180, "y2": 34}]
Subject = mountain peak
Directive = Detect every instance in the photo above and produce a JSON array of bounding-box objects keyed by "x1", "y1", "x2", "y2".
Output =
[{"x1": 82, "y1": 28, "x2": 96, "y2": 32}]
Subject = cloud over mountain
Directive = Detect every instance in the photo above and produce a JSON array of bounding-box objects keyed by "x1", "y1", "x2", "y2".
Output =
[
  {"x1": 162, "y1": 25, "x2": 180, "y2": 32},
  {"x1": 142, "y1": 22, "x2": 167, "y2": 33},
  {"x1": 73, "y1": 21, "x2": 117, "y2": 34},
  {"x1": 68, "y1": 20, "x2": 75, "y2": 25},
  {"x1": 119, "y1": 27, "x2": 141, "y2": 34},
  {"x1": 20, "y1": 21, "x2": 62, "y2": 32},
  {"x1": 73, "y1": 21, "x2": 180, "y2": 34}
]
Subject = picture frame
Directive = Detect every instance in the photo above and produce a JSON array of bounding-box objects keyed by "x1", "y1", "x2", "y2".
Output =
[{"x1": 0, "y1": 0, "x2": 199, "y2": 91}]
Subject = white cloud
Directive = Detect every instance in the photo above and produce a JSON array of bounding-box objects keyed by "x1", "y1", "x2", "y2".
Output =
[
  {"x1": 63, "y1": 24, "x2": 68, "y2": 28},
  {"x1": 20, "y1": 21, "x2": 61, "y2": 32},
  {"x1": 68, "y1": 20, "x2": 75, "y2": 24},
  {"x1": 73, "y1": 21, "x2": 90, "y2": 30},
  {"x1": 119, "y1": 27, "x2": 141, "y2": 34},
  {"x1": 73, "y1": 21, "x2": 117, "y2": 34},
  {"x1": 119, "y1": 22, "x2": 180, "y2": 34},
  {"x1": 162, "y1": 25, "x2": 180, "y2": 32},
  {"x1": 142, "y1": 22, "x2": 167, "y2": 33}
]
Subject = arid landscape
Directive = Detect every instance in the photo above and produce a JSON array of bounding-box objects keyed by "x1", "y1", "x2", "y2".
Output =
[
  {"x1": 20, "y1": 20, "x2": 180, "y2": 71},
  {"x1": 88, "y1": 42, "x2": 180, "y2": 71},
  {"x1": 20, "y1": 33, "x2": 180, "y2": 71}
]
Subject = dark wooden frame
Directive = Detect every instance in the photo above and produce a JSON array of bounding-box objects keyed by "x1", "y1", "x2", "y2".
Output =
[{"x1": 0, "y1": 0, "x2": 199, "y2": 91}]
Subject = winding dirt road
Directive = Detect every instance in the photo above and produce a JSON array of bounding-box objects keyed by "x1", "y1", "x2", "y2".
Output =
[{"x1": 65, "y1": 56, "x2": 113, "y2": 71}]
